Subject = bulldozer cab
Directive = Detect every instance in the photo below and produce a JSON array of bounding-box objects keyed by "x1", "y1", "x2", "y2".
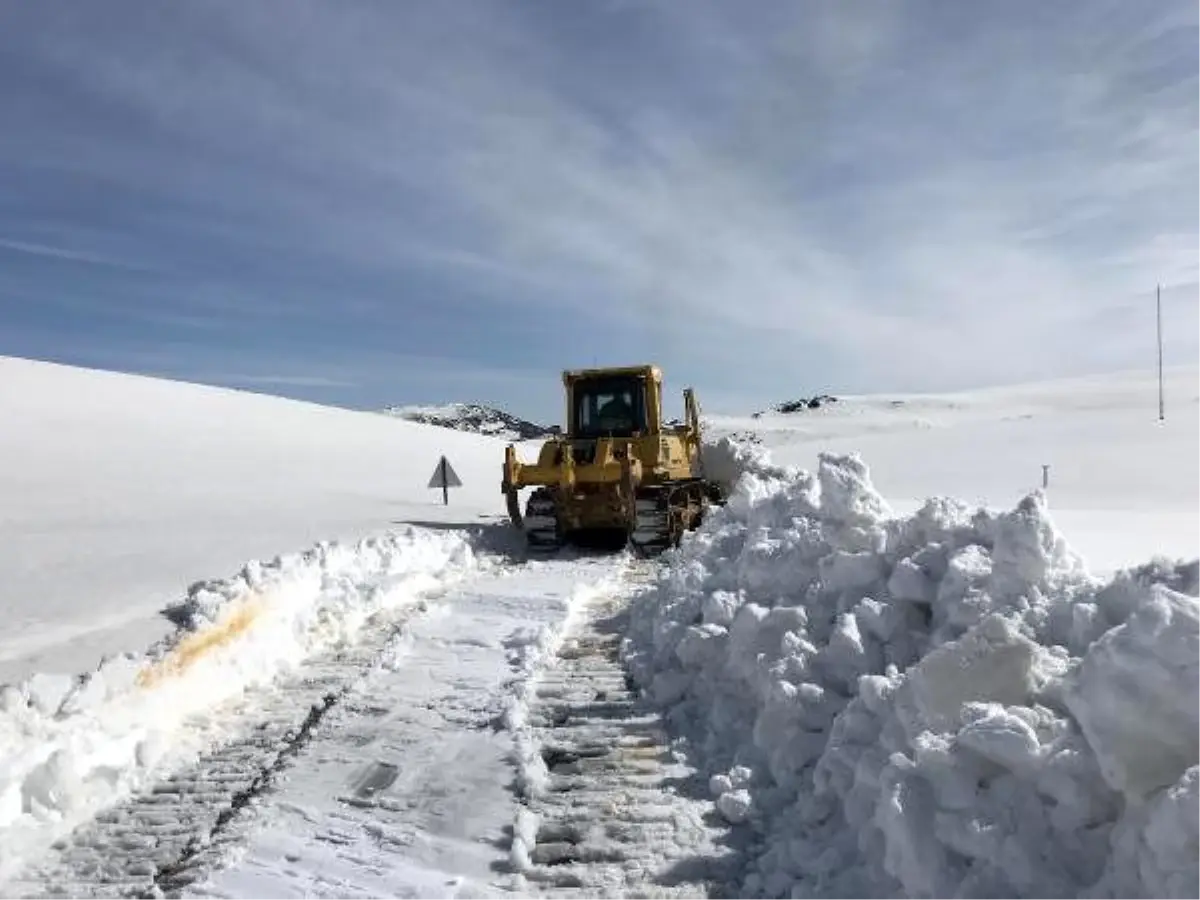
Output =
[
  {"x1": 573, "y1": 375, "x2": 644, "y2": 438},
  {"x1": 564, "y1": 365, "x2": 661, "y2": 439}
]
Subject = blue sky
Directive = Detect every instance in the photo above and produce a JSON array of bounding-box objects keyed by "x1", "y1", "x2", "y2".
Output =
[{"x1": 0, "y1": 1, "x2": 1196, "y2": 422}]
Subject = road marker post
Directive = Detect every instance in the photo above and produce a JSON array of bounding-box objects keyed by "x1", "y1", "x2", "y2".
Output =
[{"x1": 428, "y1": 455, "x2": 463, "y2": 505}]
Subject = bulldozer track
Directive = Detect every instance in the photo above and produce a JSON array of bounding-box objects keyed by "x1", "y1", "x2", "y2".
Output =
[
  {"x1": 524, "y1": 487, "x2": 563, "y2": 552},
  {"x1": 520, "y1": 479, "x2": 718, "y2": 558},
  {"x1": 3, "y1": 603, "x2": 430, "y2": 900},
  {"x1": 629, "y1": 479, "x2": 713, "y2": 557},
  {"x1": 515, "y1": 578, "x2": 740, "y2": 898}
]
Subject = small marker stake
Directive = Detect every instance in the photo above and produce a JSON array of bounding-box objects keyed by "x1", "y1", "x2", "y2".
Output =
[
  {"x1": 1042, "y1": 464, "x2": 1050, "y2": 489},
  {"x1": 1157, "y1": 283, "x2": 1165, "y2": 422}
]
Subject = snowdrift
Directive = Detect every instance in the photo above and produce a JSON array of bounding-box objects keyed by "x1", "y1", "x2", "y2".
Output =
[
  {"x1": 0, "y1": 525, "x2": 477, "y2": 885},
  {"x1": 625, "y1": 437, "x2": 1199, "y2": 898}
]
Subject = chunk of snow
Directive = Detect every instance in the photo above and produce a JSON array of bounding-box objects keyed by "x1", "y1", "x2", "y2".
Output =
[
  {"x1": 716, "y1": 788, "x2": 753, "y2": 824},
  {"x1": 1064, "y1": 586, "x2": 1199, "y2": 801},
  {"x1": 910, "y1": 615, "x2": 1039, "y2": 730}
]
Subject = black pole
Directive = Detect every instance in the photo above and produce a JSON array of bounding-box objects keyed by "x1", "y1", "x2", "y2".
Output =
[
  {"x1": 441, "y1": 456, "x2": 449, "y2": 505},
  {"x1": 1157, "y1": 284, "x2": 1164, "y2": 421}
]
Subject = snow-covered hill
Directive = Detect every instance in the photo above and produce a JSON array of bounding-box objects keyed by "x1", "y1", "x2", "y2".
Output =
[
  {"x1": 382, "y1": 402, "x2": 556, "y2": 441},
  {"x1": 0, "y1": 356, "x2": 516, "y2": 685}
]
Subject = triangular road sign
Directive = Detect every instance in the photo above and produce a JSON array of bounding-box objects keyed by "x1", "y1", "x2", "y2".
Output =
[{"x1": 428, "y1": 455, "x2": 463, "y2": 489}]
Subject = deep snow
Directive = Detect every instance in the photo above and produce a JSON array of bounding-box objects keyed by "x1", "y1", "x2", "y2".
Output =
[
  {"x1": 707, "y1": 366, "x2": 1199, "y2": 573},
  {"x1": 0, "y1": 355, "x2": 532, "y2": 684},
  {"x1": 624, "y1": 441, "x2": 1199, "y2": 898},
  {"x1": 0, "y1": 525, "x2": 481, "y2": 888}
]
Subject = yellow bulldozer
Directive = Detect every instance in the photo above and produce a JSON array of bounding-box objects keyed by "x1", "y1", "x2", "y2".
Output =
[{"x1": 501, "y1": 364, "x2": 725, "y2": 555}]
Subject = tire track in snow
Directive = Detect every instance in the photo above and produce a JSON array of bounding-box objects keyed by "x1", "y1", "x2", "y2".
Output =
[
  {"x1": 511, "y1": 567, "x2": 743, "y2": 898},
  {"x1": 3, "y1": 598, "x2": 434, "y2": 900},
  {"x1": 189, "y1": 554, "x2": 632, "y2": 899}
]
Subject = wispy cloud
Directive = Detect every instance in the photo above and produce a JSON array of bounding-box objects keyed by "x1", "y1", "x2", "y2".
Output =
[
  {"x1": 0, "y1": 0, "x2": 1194, "y2": 416},
  {"x1": 198, "y1": 373, "x2": 360, "y2": 389},
  {"x1": 0, "y1": 237, "x2": 152, "y2": 272}
]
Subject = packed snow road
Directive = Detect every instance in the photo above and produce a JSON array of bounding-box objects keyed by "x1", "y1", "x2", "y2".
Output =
[
  {"x1": 2, "y1": 545, "x2": 734, "y2": 899},
  {"x1": 510, "y1": 570, "x2": 741, "y2": 897}
]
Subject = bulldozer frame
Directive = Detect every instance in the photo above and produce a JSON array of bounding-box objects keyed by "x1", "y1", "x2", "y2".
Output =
[{"x1": 501, "y1": 364, "x2": 725, "y2": 555}]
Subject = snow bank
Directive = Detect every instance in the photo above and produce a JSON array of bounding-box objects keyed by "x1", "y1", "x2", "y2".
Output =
[
  {"x1": 0, "y1": 525, "x2": 477, "y2": 884},
  {"x1": 700, "y1": 434, "x2": 795, "y2": 493},
  {"x1": 623, "y1": 442, "x2": 1199, "y2": 898}
]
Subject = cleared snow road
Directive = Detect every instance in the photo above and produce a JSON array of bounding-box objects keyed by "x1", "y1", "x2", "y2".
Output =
[
  {"x1": 186, "y1": 556, "x2": 622, "y2": 899},
  {"x1": 5, "y1": 549, "x2": 731, "y2": 899},
  {"x1": 511, "y1": 572, "x2": 741, "y2": 897}
]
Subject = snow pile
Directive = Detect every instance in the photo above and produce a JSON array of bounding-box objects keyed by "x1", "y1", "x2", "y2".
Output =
[
  {"x1": 0, "y1": 525, "x2": 477, "y2": 883},
  {"x1": 700, "y1": 434, "x2": 795, "y2": 493},
  {"x1": 382, "y1": 402, "x2": 555, "y2": 442},
  {"x1": 623, "y1": 445, "x2": 1199, "y2": 898}
]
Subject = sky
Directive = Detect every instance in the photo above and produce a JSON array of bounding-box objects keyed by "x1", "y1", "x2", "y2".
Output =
[{"x1": 0, "y1": 0, "x2": 1196, "y2": 422}]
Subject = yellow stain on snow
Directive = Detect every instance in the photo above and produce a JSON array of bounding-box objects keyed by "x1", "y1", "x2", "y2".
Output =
[{"x1": 136, "y1": 595, "x2": 266, "y2": 689}]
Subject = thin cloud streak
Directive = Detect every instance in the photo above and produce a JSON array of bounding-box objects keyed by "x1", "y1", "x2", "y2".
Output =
[
  {"x1": 198, "y1": 374, "x2": 360, "y2": 389},
  {"x1": 0, "y1": 238, "x2": 152, "y2": 272}
]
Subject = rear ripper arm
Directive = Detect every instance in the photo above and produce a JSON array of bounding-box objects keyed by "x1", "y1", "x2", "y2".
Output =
[
  {"x1": 502, "y1": 440, "x2": 644, "y2": 528},
  {"x1": 503, "y1": 440, "x2": 644, "y2": 491}
]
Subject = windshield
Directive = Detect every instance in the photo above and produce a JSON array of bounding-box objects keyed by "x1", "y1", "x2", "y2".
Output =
[{"x1": 573, "y1": 376, "x2": 646, "y2": 438}]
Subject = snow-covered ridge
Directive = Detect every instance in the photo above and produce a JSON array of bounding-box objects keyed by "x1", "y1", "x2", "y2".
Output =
[
  {"x1": 0, "y1": 525, "x2": 479, "y2": 886},
  {"x1": 382, "y1": 402, "x2": 556, "y2": 441},
  {"x1": 755, "y1": 394, "x2": 840, "y2": 416},
  {"x1": 624, "y1": 437, "x2": 1199, "y2": 898}
]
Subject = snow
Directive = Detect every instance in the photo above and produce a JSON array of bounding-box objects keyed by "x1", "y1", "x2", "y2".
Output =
[
  {"x1": 1, "y1": 354, "x2": 1196, "y2": 897},
  {"x1": 0, "y1": 524, "x2": 480, "y2": 887},
  {"x1": 382, "y1": 401, "x2": 554, "y2": 442},
  {"x1": 187, "y1": 555, "x2": 627, "y2": 899},
  {"x1": 1064, "y1": 588, "x2": 1199, "y2": 802},
  {"x1": 623, "y1": 444, "x2": 1199, "y2": 898},
  {"x1": 503, "y1": 567, "x2": 627, "y2": 807},
  {"x1": 0, "y1": 355, "x2": 517, "y2": 684},
  {"x1": 707, "y1": 366, "x2": 1199, "y2": 573}
]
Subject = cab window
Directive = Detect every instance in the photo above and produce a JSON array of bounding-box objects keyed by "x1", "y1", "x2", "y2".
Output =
[{"x1": 574, "y1": 377, "x2": 645, "y2": 437}]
